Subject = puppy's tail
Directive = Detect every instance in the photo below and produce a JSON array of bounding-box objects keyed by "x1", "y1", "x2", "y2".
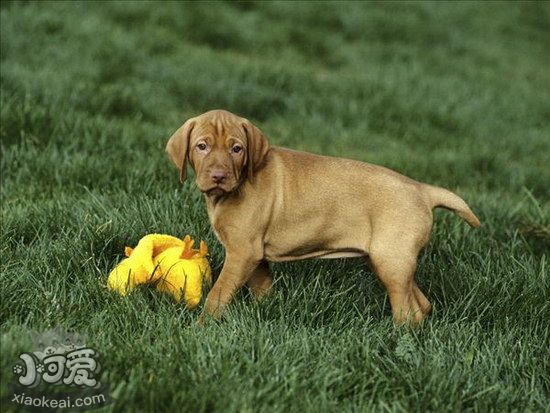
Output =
[{"x1": 422, "y1": 185, "x2": 481, "y2": 228}]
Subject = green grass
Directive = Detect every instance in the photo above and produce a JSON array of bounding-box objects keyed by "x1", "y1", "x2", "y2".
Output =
[{"x1": 1, "y1": 1, "x2": 549, "y2": 411}]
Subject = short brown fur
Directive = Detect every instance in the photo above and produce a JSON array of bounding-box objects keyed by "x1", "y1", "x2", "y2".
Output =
[{"x1": 166, "y1": 110, "x2": 480, "y2": 325}]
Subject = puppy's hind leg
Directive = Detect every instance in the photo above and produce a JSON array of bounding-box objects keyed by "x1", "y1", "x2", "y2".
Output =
[{"x1": 369, "y1": 234, "x2": 428, "y2": 325}]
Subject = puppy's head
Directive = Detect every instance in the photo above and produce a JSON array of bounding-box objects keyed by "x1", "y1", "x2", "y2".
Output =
[{"x1": 166, "y1": 110, "x2": 269, "y2": 196}]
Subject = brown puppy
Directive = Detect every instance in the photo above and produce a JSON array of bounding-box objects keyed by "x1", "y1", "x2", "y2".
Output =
[{"x1": 166, "y1": 109, "x2": 480, "y2": 324}]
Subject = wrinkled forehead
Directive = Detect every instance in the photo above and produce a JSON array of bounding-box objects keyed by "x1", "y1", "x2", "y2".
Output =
[{"x1": 192, "y1": 113, "x2": 246, "y2": 142}]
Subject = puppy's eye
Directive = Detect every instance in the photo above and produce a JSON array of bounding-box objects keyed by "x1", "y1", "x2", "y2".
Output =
[
  {"x1": 197, "y1": 143, "x2": 207, "y2": 151},
  {"x1": 232, "y1": 145, "x2": 242, "y2": 154}
]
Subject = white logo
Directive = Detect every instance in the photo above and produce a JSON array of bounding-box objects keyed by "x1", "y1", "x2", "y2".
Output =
[{"x1": 12, "y1": 328, "x2": 101, "y2": 389}]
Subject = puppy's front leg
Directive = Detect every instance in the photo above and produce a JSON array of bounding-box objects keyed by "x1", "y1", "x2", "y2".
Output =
[
  {"x1": 246, "y1": 260, "x2": 272, "y2": 298},
  {"x1": 201, "y1": 250, "x2": 261, "y2": 321}
]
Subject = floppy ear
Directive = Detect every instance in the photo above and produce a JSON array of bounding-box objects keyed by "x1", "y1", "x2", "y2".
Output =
[
  {"x1": 242, "y1": 120, "x2": 270, "y2": 182},
  {"x1": 165, "y1": 119, "x2": 196, "y2": 183}
]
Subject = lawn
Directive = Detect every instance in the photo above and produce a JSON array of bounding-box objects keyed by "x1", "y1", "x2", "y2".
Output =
[{"x1": 1, "y1": 1, "x2": 549, "y2": 412}]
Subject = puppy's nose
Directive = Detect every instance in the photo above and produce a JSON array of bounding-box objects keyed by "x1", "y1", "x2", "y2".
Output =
[{"x1": 211, "y1": 169, "x2": 228, "y2": 184}]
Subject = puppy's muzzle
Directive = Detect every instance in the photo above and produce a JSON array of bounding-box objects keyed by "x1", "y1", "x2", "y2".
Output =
[{"x1": 211, "y1": 169, "x2": 228, "y2": 185}]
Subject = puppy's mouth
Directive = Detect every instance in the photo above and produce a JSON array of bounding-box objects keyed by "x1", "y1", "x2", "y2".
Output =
[
  {"x1": 198, "y1": 182, "x2": 234, "y2": 196},
  {"x1": 204, "y1": 187, "x2": 227, "y2": 197}
]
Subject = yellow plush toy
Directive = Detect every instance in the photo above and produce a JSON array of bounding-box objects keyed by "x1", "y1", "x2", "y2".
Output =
[{"x1": 107, "y1": 234, "x2": 211, "y2": 309}]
